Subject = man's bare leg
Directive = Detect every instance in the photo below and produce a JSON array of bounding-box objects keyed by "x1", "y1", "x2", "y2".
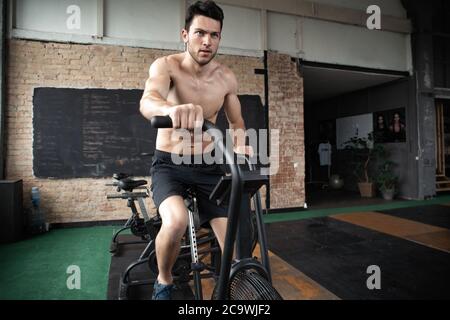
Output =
[
  {"x1": 210, "y1": 217, "x2": 239, "y2": 260},
  {"x1": 156, "y1": 195, "x2": 189, "y2": 285},
  {"x1": 209, "y1": 217, "x2": 228, "y2": 253}
]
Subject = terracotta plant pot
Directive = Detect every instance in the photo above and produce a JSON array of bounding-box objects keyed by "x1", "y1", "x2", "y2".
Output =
[{"x1": 358, "y1": 182, "x2": 375, "y2": 197}]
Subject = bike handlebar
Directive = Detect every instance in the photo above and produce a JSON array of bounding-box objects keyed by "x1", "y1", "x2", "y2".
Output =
[{"x1": 150, "y1": 115, "x2": 215, "y2": 132}]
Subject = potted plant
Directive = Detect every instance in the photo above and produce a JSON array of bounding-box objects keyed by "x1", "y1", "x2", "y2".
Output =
[
  {"x1": 375, "y1": 160, "x2": 398, "y2": 200},
  {"x1": 343, "y1": 133, "x2": 385, "y2": 197}
]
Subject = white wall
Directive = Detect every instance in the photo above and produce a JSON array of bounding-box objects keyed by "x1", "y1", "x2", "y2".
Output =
[
  {"x1": 219, "y1": 4, "x2": 261, "y2": 52},
  {"x1": 267, "y1": 11, "x2": 410, "y2": 71},
  {"x1": 311, "y1": 0, "x2": 407, "y2": 18},
  {"x1": 302, "y1": 17, "x2": 410, "y2": 71},
  {"x1": 15, "y1": 0, "x2": 97, "y2": 35},
  {"x1": 104, "y1": 0, "x2": 181, "y2": 43},
  {"x1": 12, "y1": 0, "x2": 412, "y2": 71},
  {"x1": 267, "y1": 12, "x2": 299, "y2": 57}
]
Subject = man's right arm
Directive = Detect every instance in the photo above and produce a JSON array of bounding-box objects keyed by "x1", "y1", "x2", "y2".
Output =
[
  {"x1": 139, "y1": 57, "x2": 173, "y2": 120},
  {"x1": 140, "y1": 57, "x2": 203, "y2": 129}
]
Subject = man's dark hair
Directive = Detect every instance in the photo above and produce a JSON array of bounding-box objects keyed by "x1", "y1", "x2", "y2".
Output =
[{"x1": 185, "y1": 1, "x2": 224, "y2": 31}]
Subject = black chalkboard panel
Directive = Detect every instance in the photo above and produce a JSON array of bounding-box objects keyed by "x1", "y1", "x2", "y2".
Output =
[
  {"x1": 215, "y1": 95, "x2": 265, "y2": 135},
  {"x1": 33, "y1": 88, "x2": 265, "y2": 178},
  {"x1": 33, "y1": 88, "x2": 156, "y2": 178}
]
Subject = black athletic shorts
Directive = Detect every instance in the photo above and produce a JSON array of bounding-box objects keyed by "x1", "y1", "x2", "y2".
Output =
[{"x1": 150, "y1": 150, "x2": 228, "y2": 227}]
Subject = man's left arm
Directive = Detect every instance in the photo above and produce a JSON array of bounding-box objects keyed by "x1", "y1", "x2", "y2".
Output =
[{"x1": 223, "y1": 71, "x2": 253, "y2": 156}]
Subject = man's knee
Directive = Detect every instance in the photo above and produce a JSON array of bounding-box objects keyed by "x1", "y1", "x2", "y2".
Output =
[{"x1": 158, "y1": 196, "x2": 188, "y2": 237}]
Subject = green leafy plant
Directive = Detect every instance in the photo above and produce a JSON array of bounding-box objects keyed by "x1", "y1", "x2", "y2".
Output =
[
  {"x1": 375, "y1": 160, "x2": 398, "y2": 192},
  {"x1": 343, "y1": 132, "x2": 385, "y2": 183}
]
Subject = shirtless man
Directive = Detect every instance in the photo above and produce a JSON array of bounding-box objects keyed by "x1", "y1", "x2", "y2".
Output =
[{"x1": 139, "y1": 0, "x2": 250, "y2": 300}]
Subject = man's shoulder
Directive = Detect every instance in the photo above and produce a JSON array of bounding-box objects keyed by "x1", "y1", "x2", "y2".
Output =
[
  {"x1": 149, "y1": 54, "x2": 185, "y2": 78},
  {"x1": 153, "y1": 53, "x2": 183, "y2": 70},
  {"x1": 214, "y1": 63, "x2": 237, "y2": 89},
  {"x1": 215, "y1": 62, "x2": 235, "y2": 78}
]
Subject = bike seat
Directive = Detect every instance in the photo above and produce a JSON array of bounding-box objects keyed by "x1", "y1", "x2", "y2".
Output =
[{"x1": 118, "y1": 178, "x2": 147, "y2": 192}]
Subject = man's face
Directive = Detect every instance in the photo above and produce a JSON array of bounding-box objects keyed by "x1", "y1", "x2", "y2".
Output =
[{"x1": 182, "y1": 15, "x2": 221, "y2": 66}]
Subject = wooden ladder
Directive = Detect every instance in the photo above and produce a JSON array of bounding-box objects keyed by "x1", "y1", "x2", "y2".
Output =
[{"x1": 436, "y1": 174, "x2": 450, "y2": 192}]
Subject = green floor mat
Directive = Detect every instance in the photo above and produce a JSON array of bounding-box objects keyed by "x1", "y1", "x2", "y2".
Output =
[{"x1": 0, "y1": 226, "x2": 115, "y2": 300}]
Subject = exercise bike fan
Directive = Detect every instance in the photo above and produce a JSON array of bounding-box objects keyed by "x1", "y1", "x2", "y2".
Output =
[{"x1": 229, "y1": 269, "x2": 282, "y2": 300}]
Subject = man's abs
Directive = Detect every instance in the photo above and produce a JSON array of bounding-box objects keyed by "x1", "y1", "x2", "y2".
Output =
[{"x1": 155, "y1": 117, "x2": 218, "y2": 155}]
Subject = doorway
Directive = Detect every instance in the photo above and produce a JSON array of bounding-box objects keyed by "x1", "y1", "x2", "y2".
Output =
[
  {"x1": 435, "y1": 100, "x2": 450, "y2": 191},
  {"x1": 302, "y1": 62, "x2": 407, "y2": 208}
]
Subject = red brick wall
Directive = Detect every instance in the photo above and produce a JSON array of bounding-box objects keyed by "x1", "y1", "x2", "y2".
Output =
[
  {"x1": 268, "y1": 52, "x2": 305, "y2": 209},
  {"x1": 5, "y1": 39, "x2": 303, "y2": 223}
]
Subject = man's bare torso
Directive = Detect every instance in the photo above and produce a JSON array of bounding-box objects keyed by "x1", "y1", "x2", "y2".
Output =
[{"x1": 156, "y1": 53, "x2": 230, "y2": 155}]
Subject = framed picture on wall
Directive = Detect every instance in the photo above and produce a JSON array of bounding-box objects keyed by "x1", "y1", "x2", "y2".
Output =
[
  {"x1": 373, "y1": 108, "x2": 406, "y2": 143},
  {"x1": 336, "y1": 113, "x2": 373, "y2": 149}
]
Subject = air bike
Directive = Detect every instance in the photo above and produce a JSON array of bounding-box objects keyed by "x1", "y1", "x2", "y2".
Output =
[{"x1": 151, "y1": 116, "x2": 282, "y2": 300}]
